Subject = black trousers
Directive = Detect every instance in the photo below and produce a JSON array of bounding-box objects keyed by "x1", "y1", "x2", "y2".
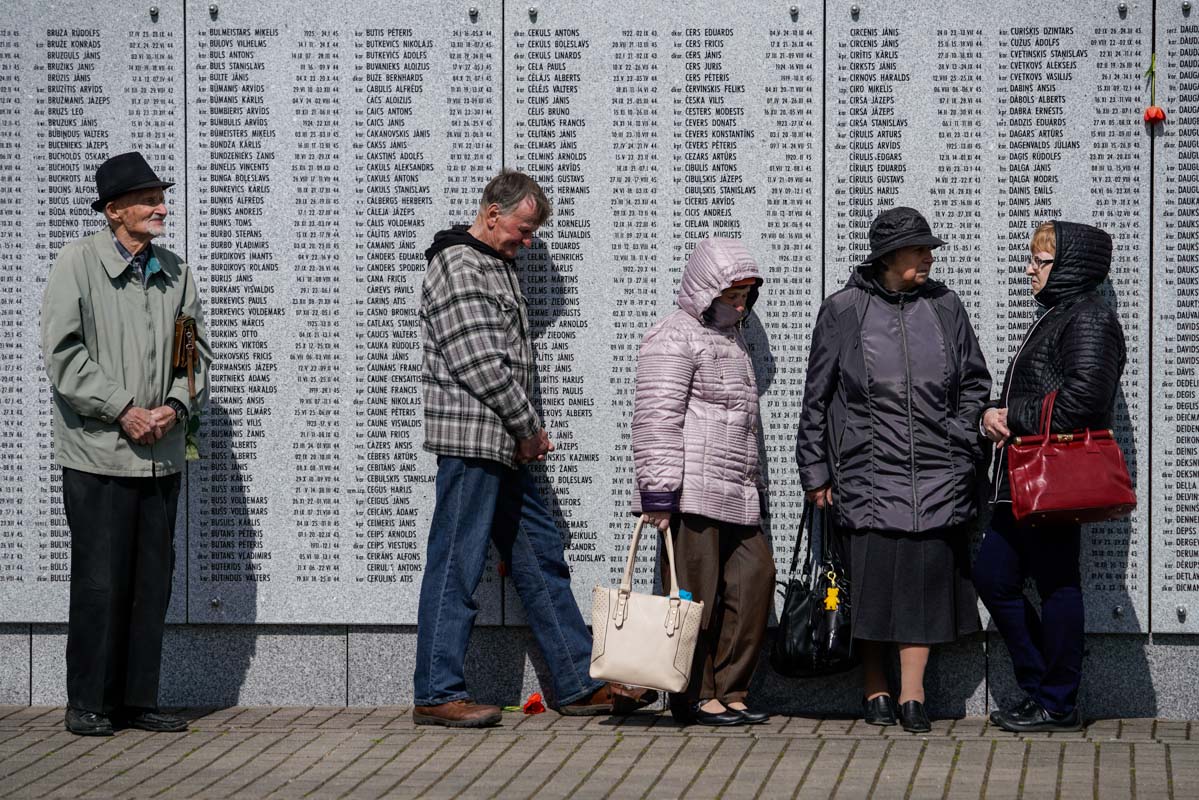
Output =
[{"x1": 63, "y1": 467, "x2": 180, "y2": 715}]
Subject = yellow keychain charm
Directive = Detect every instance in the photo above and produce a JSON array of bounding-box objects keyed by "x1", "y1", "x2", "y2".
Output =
[{"x1": 824, "y1": 586, "x2": 840, "y2": 611}]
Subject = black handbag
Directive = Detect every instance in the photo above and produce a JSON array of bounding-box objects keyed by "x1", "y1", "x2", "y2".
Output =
[{"x1": 770, "y1": 501, "x2": 859, "y2": 678}]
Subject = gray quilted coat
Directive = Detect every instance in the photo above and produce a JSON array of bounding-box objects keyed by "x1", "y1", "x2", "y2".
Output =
[{"x1": 632, "y1": 238, "x2": 765, "y2": 526}]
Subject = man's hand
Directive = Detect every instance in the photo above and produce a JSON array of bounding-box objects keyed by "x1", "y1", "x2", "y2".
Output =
[
  {"x1": 118, "y1": 406, "x2": 160, "y2": 446},
  {"x1": 982, "y1": 408, "x2": 1010, "y2": 448},
  {"x1": 148, "y1": 406, "x2": 178, "y2": 439},
  {"x1": 516, "y1": 429, "x2": 554, "y2": 463},
  {"x1": 805, "y1": 484, "x2": 834, "y2": 509},
  {"x1": 643, "y1": 511, "x2": 672, "y2": 532}
]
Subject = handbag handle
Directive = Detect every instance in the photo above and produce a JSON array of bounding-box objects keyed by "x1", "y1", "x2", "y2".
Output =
[
  {"x1": 787, "y1": 500, "x2": 816, "y2": 578},
  {"x1": 1037, "y1": 390, "x2": 1058, "y2": 439},
  {"x1": 621, "y1": 515, "x2": 682, "y2": 600}
]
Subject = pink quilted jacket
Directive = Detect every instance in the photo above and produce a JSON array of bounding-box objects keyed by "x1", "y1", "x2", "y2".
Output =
[{"x1": 632, "y1": 238, "x2": 765, "y2": 526}]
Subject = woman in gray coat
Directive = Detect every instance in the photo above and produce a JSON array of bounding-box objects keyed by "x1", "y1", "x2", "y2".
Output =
[{"x1": 796, "y1": 208, "x2": 991, "y2": 732}]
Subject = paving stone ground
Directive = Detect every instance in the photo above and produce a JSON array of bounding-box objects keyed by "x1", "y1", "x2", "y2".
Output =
[{"x1": 0, "y1": 706, "x2": 1194, "y2": 799}]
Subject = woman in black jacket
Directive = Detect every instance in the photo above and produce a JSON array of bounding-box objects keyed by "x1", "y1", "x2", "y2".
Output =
[
  {"x1": 975, "y1": 221, "x2": 1126, "y2": 733},
  {"x1": 797, "y1": 207, "x2": 991, "y2": 732}
]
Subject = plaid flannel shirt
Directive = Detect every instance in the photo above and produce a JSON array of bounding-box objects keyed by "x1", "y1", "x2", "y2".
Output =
[{"x1": 420, "y1": 242, "x2": 541, "y2": 468}]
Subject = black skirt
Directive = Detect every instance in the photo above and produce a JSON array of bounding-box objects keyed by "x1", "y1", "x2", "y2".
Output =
[{"x1": 847, "y1": 525, "x2": 981, "y2": 644}]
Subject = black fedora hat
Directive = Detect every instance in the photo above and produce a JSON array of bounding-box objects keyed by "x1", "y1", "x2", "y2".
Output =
[
  {"x1": 862, "y1": 206, "x2": 945, "y2": 264},
  {"x1": 91, "y1": 151, "x2": 174, "y2": 212}
]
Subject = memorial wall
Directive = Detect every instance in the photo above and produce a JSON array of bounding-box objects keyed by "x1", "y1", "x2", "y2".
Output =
[{"x1": 0, "y1": 0, "x2": 1179, "y2": 635}]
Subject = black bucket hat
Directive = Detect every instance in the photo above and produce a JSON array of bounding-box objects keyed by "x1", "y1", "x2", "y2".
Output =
[
  {"x1": 862, "y1": 206, "x2": 945, "y2": 264},
  {"x1": 91, "y1": 151, "x2": 174, "y2": 212}
]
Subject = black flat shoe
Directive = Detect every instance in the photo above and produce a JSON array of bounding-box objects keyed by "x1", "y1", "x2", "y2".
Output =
[
  {"x1": 731, "y1": 706, "x2": 770, "y2": 725},
  {"x1": 692, "y1": 703, "x2": 744, "y2": 727},
  {"x1": 65, "y1": 707, "x2": 113, "y2": 737},
  {"x1": 898, "y1": 700, "x2": 931, "y2": 733},
  {"x1": 993, "y1": 700, "x2": 1083, "y2": 733},
  {"x1": 862, "y1": 695, "x2": 897, "y2": 726},
  {"x1": 119, "y1": 708, "x2": 189, "y2": 733}
]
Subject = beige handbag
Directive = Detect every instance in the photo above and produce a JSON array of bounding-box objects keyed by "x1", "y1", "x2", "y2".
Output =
[{"x1": 589, "y1": 515, "x2": 703, "y2": 693}]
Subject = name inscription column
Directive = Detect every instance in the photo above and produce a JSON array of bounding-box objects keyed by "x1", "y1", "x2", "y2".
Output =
[
  {"x1": 187, "y1": 1, "x2": 500, "y2": 624},
  {"x1": 0, "y1": 2, "x2": 184, "y2": 623},
  {"x1": 507, "y1": 2, "x2": 824, "y2": 619},
  {"x1": 827, "y1": 1, "x2": 1150, "y2": 632},
  {"x1": 1153, "y1": 6, "x2": 1199, "y2": 632}
]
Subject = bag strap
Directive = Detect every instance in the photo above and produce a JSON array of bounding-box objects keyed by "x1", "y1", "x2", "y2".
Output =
[
  {"x1": 787, "y1": 501, "x2": 816, "y2": 578},
  {"x1": 621, "y1": 515, "x2": 682, "y2": 600},
  {"x1": 1039, "y1": 390, "x2": 1058, "y2": 437}
]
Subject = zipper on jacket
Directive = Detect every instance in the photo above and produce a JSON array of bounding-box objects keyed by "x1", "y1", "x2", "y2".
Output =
[
  {"x1": 898, "y1": 298, "x2": 920, "y2": 530},
  {"x1": 990, "y1": 306, "x2": 1055, "y2": 503}
]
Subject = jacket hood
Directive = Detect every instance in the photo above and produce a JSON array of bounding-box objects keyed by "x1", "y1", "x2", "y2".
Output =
[
  {"x1": 846, "y1": 262, "x2": 945, "y2": 301},
  {"x1": 1036, "y1": 221, "x2": 1112, "y2": 307},
  {"x1": 676, "y1": 238, "x2": 763, "y2": 320},
  {"x1": 424, "y1": 225, "x2": 509, "y2": 264}
]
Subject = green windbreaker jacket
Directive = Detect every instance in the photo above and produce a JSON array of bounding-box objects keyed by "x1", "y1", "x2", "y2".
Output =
[{"x1": 40, "y1": 228, "x2": 211, "y2": 477}]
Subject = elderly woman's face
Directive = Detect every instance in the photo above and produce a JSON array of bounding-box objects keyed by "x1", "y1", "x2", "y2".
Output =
[
  {"x1": 882, "y1": 245, "x2": 934, "y2": 291},
  {"x1": 1027, "y1": 248, "x2": 1055, "y2": 295},
  {"x1": 717, "y1": 285, "x2": 752, "y2": 312}
]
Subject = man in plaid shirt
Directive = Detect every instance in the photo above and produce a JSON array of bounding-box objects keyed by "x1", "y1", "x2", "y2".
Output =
[{"x1": 412, "y1": 171, "x2": 617, "y2": 727}]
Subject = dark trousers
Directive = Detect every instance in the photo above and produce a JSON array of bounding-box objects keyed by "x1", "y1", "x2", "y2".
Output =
[
  {"x1": 973, "y1": 505, "x2": 1084, "y2": 715},
  {"x1": 63, "y1": 467, "x2": 180, "y2": 715},
  {"x1": 663, "y1": 514, "x2": 775, "y2": 706}
]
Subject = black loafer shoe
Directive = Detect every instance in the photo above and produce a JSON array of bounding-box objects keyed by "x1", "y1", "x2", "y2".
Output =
[
  {"x1": 692, "y1": 703, "x2": 744, "y2": 727},
  {"x1": 65, "y1": 707, "x2": 114, "y2": 737},
  {"x1": 120, "y1": 709, "x2": 189, "y2": 733},
  {"x1": 732, "y1": 707, "x2": 770, "y2": 725},
  {"x1": 862, "y1": 695, "x2": 897, "y2": 726},
  {"x1": 898, "y1": 700, "x2": 931, "y2": 733},
  {"x1": 993, "y1": 700, "x2": 1083, "y2": 733}
]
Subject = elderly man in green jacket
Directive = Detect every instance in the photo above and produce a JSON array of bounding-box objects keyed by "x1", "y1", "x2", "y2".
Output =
[{"x1": 40, "y1": 152, "x2": 210, "y2": 736}]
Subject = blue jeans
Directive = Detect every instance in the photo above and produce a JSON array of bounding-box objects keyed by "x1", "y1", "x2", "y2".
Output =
[
  {"x1": 413, "y1": 456, "x2": 603, "y2": 708},
  {"x1": 973, "y1": 505, "x2": 1084, "y2": 715}
]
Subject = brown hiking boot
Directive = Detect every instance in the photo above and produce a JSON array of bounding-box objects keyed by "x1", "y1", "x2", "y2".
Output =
[
  {"x1": 559, "y1": 684, "x2": 615, "y2": 716},
  {"x1": 412, "y1": 700, "x2": 502, "y2": 728}
]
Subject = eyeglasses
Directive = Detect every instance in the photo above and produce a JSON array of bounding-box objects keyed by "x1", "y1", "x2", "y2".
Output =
[{"x1": 1029, "y1": 256, "x2": 1054, "y2": 269}]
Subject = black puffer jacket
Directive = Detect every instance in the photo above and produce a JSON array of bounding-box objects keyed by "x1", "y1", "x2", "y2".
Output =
[
  {"x1": 989, "y1": 221, "x2": 1127, "y2": 503},
  {"x1": 797, "y1": 266, "x2": 992, "y2": 534}
]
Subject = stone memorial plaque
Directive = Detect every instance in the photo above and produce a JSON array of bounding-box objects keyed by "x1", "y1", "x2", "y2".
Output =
[
  {"x1": 504, "y1": 0, "x2": 824, "y2": 623},
  {"x1": 1152, "y1": 2, "x2": 1199, "y2": 633},
  {"x1": 0, "y1": 0, "x2": 186, "y2": 623},
  {"x1": 824, "y1": 0, "x2": 1150, "y2": 632},
  {"x1": 186, "y1": 0, "x2": 501, "y2": 623}
]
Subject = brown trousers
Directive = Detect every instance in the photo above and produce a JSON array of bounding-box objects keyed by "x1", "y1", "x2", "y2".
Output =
[{"x1": 661, "y1": 514, "x2": 775, "y2": 705}]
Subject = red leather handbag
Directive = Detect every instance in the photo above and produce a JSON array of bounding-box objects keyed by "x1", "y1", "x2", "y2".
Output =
[{"x1": 1006, "y1": 390, "x2": 1137, "y2": 524}]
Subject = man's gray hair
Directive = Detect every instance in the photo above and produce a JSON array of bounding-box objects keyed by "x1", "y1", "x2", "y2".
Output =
[{"x1": 480, "y1": 170, "x2": 552, "y2": 225}]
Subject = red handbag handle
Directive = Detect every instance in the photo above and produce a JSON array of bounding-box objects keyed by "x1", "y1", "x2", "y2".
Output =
[{"x1": 1038, "y1": 390, "x2": 1058, "y2": 439}]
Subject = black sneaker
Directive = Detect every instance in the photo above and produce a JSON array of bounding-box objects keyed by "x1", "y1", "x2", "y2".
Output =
[
  {"x1": 65, "y1": 707, "x2": 114, "y2": 737},
  {"x1": 989, "y1": 697, "x2": 1038, "y2": 726},
  {"x1": 993, "y1": 700, "x2": 1083, "y2": 733}
]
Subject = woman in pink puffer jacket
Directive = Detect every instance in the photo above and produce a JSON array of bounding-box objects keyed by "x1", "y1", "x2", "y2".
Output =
[{"x1": 632, "y1": 237, "x2": 776, "y2": 727}]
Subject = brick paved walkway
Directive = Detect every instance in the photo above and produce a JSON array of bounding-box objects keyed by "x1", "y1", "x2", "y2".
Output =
[{"x1": 1, "y1": 706, "x2": 1195, "y2": 798}]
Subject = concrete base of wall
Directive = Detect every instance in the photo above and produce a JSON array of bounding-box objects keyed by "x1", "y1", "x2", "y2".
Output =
[{"x1": 3, "y1": 623, "x2": 1196, "y2": 719}]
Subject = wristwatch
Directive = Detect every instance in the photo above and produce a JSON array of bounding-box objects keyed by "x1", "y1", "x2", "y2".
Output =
[{"x1": 166, "y1": 399, "x2": 189, "y2": 424}]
